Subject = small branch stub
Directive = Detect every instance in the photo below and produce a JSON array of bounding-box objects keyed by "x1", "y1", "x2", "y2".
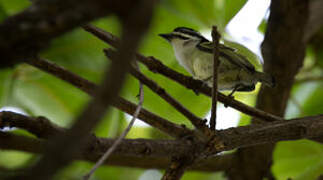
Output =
[{"x1": 210, "y1": 26, "x2": 221, "y2": 131}]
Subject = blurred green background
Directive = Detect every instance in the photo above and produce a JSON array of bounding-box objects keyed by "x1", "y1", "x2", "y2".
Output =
[{"x1": 0, "y1": 0, "x2": 322, "y2": 179}]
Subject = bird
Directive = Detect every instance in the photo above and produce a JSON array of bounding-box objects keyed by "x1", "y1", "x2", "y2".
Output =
[{"x1": 159, "y1": 27, "x2": 275, "y2": 96}]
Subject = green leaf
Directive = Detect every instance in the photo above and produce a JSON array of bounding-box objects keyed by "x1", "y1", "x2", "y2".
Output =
[
  {"x1": 302, "y1": 84, "x2": 323, "y2": 116},
  {"x1": 0, "y1": 151, "x2": 33, "y2": 169},
  {"x1": 0, "y1": 69, "x2": 14, "y2": 107},
  {"x1": 182, "y1": 171, "x2": 226, "y2": 180},
  {"x1": 160, "y1": 0, "x2": 247, "y2": 32},
  {"x1": 56, "y1": 161, "x2": 143, "y2": 180},
  {"x1": 0, "y1": 3, "x2": 8, "y2": 22},
  {"x1": 0, "y1": 0, "x2": 30, "y2": 15},
  {"x1": 272, "y1": 140, "x2": 323, "y2": 180},
  {"x1": 12, "y1": 65, "x2": 89, "y2": 126}
]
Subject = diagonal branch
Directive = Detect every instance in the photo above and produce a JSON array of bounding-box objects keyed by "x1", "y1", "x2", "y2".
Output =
[
  {"x1": 13, "y1": 2, "x2": 156, "y2": 179},
  {"x1": 104, "y1": 49, "x2": 209, "y2": 133},
  {"x1": 28, "y1": 57, "x2": 189, "y2": 138},
  {"x1": 83, "y1": 25, "x2": 283, "y2": 122}
]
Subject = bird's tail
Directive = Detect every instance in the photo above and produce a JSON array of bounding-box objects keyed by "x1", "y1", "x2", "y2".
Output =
[{"x1": 254, "y1": 72, "x2": 275, "y2": 88}]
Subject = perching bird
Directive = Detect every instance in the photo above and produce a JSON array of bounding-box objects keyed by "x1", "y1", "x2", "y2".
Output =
[{"x1": 159, "y1": 27, "x2": 274, "y2": 96}]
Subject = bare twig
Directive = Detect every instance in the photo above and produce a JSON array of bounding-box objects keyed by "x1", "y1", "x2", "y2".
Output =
[
  {"x1": 28, "y1": 58, "x2": 189, "y2": 138},
  {"x1": 104, "y1": 49, "x2": 209, "y2": 133},
  {"x1": 83, "y1": 25, "x2": 283, "y2": 122},
  {"x1": 210, "y1": 26, "x2": 221, "y2": 130},
  {"x1": 14, "y1": 2, "x2": 156, "y2": 179},
  {"x1": 83, "y1": 69, "x2": 145, "y2": 180}
]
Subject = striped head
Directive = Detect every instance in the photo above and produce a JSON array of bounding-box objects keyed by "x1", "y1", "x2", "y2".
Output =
[{"x1": 159, "y1": 27, "x2": 208, "y2": 43}]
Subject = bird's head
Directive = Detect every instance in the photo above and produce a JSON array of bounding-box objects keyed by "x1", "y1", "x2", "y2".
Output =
[{"x1": 159, "y1": 27, "x2": 208, "y2": 46}]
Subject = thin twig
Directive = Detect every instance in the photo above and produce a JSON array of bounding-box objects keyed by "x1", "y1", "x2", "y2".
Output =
[
  {"x1": 104, "y1": 49, "x2": 209, "y2": 133},
  {"x1": 83, "y1": 25, "x2": 283, "y2": 122},
  {"x1": 84, "y1": 73, "x2": 144, "y2": 180},
  {"x1": 210, "y1": 26, "x2": 221, "y2": 131}
]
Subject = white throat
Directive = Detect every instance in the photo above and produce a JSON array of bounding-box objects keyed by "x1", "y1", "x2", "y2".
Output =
[{"x1": 171, "y1": 39, "x2": 199, "y2": 75}]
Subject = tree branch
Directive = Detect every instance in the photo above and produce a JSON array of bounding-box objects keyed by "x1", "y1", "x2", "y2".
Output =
[
  {"x1": 210, "y1": 26, "x2": 221, "y2": 130},
  {"x1": 1, "y1": 112, "x2": 323, "y2": 171},
  {"x1": 83, "y1": 25, "x2": 283, "y2": 123},
  {"x1": 28, "y1": 57, "x2": 189, "y2": 138},
  {"x1": 104, "y1": 49, "x2": 209, "y2": 133},
  {"x1": 13, "y1": 1, "x2": 156, "y2": 179},
  {"x1": 0, "y1": 131, "x2": 233, "y2": 172}
]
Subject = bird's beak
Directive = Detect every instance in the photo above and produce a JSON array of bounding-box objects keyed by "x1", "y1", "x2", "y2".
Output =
[{"x1": 159, "y1": 33, "x2": 173, "y2": 42}]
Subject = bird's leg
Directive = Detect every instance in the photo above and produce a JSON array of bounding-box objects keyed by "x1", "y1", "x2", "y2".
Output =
[
  {"x1": 228, "y1": 85, "x2": 241, "y2": 98},
  {"x1": 227, "y1": 70, "x2": 243, "y2": 98},
  {"x1": 193, "y1": 89, "x2": 200, "y2": 95},
  {"x1": 224, "y1": 85, "x2": 241, "y2": 108}
]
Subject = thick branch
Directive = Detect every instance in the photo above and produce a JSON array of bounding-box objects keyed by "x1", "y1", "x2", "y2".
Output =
[
  {"x1": 218, "y1": 115, "x2": 323, "y2": 150},
  {"x1": 1, "y1": 112, "x2": 323, "y2": 163},
  {"x1": 83, "y1": 25, "x2": 283, "y2": 122},
  {"x1": 0, "y1": 0, "x2": 144, "y2": 68},
  {"x1": 0, "y1": 131, "x2": 233, "y2": 172}
]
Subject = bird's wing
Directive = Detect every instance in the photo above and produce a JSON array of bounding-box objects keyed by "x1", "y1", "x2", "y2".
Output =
[{"x1": 197, "y1": 41, "x2": 255, "y2": 72}]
